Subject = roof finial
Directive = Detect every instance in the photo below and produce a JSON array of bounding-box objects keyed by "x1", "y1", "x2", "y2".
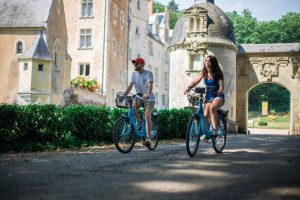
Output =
[{"x1": 195, "y1": 0, "x2": 214, "y2": 4}]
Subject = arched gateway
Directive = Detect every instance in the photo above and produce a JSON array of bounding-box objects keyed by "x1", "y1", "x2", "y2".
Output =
[{"x1": 168, "y1": 0, "x2": 300, "y2": 134}]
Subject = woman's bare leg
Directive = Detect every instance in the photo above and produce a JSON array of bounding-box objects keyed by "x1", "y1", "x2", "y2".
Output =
[
  {"x1": 210, "y1": 97, "x2": 223, "y2": 130},
  {"x1": 204, "y1": 103, "x2": 211, "y2": 130}
]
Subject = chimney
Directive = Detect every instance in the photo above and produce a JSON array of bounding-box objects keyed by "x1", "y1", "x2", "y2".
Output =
[{"x1": 148, "y1": 0, "x2": 153, "y2": 16}]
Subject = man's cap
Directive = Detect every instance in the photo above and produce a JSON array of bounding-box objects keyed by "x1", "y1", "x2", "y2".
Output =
[{"x1": 132, "y1": 57, "x2": 145, "y2": 64}]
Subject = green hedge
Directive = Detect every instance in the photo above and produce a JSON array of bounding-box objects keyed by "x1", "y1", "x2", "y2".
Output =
[{"x1": 0, "y1": 104, "x2": 193, "y2": 152}]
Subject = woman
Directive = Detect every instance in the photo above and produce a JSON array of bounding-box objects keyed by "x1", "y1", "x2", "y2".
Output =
[{"x1": 184, "y1": 55, "x2": 225, "y2": 137}]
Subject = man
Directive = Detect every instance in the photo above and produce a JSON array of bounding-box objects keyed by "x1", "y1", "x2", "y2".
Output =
[{"x1": 124, "y1": 57, "x2": 155, "y2": 146}]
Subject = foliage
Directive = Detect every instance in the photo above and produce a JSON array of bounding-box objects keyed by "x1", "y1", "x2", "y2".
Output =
[
  {"x1": 154, "y1": 0, "x2": 182, "y2": 29},
  {"x1": 169, "y1": 11, "x2": 182, "y2": 29},
  {"x1": 70, "y1": 76, "x2": 100, "y2": 92},
  {"x1": 227, "y1": 10, "x2": 300, "y2": 44},
  {"x1": 167, "y1": 0, "x2": 179, "y2": 12},
  {"x1": 258, "y1": 120, "x2": 268, "y2": 126},
  {"x1": 153, "y1": 1, "x2": 165, "y2": 13},
  {"x1": 0, "y1": 104, "x2": 193, "y2": 152},
  {"x1": 226, "y1": 9, "x2": 260, "y2": 44},
  {"x1": 63, "y1": 105, "x2": 111, "y2": 141}
]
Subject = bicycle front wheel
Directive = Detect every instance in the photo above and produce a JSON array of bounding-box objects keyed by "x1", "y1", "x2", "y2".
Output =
[
  {"x1": 112, "y1": 117, "x2": 136, "y2": 153},
  {"x1": 212, "y1": 117, "x2": 227, "y2": 153},
  {"x1": 186, "y1": 115, "x2": 200, "y2": 157}
]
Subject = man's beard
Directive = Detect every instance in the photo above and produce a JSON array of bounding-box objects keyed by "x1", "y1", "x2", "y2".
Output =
[{"x1": 135, "y1": 67, "x2": 140, "y2": 71}]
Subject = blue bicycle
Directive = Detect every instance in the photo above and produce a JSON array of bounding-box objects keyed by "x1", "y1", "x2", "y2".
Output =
[
  {"x1": 186, "y1": 87, "x2": 228, "y2": 157},
  {"x1": 112, "y1": 92, "x2": 159, "y2": 153}
]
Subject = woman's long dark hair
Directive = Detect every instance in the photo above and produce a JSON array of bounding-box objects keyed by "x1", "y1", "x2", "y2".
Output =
[{"x1": 202, "y1": 55, "x2": 224, "y2": 80}]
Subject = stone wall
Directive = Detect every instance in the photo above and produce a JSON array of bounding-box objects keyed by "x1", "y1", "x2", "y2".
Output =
[
  {"x1": 237, "y1": 44, "x2": 300, "y2": 135},
  {"x1": 64, "y1": 88, "x2": 106, "y2": 106}
]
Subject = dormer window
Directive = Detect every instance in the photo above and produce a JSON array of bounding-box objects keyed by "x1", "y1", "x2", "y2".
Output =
[{"x1": 16, "y1": 41, "x2": 23, "y2": 54}]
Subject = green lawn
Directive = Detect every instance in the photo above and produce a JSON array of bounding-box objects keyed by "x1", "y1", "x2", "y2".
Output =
[{"x1": 248, "y1": 111, "x2": 290, "y2": 129}]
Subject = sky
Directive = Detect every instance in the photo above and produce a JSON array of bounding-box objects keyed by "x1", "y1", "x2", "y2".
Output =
[{"x1": 156, "y1": 0, "x2": 300, "y2": 21}]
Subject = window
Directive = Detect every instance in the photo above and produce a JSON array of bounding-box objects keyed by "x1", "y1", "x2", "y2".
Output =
[
  {"x1": 24, "y1": 63, "x2": 28, "y2": 71},
  {"x1": 191, "y1": 54, "x2": 202, "y2": 70},
  {"x1": 128, "y1": 49, "x2": 132, "y2": 59},
  {"x1": 148, "y1": 41, "x2": 153, "y2": 56},
  {"x1": 164, "y1": 51, "x2": 169, "y2": 64},
  {"x1": 112, "y1": 89, "x2": 115, "y2": 100},
  {"x1": 155, "y1": 92, "x2": 158, "y2": 105},
  {"x1": 38, "y1": 64, "x2": 43, "y2": 71},
  {"x1": 135, "y1": 26, "x2": 140, "y2": 37},
  {"x1": 113, "y1": 5, "x2": 117, "y2": 20},
  {"x1": 16, "y1": 41, "x2": 23, "y2": 54},
  {"x1": 137, "y1": 0, "x2": 141, "y2": 10},
  {"x1": 128, "y1": 19, "x2": 131, "y2": 30},
  {"x1": 79, "y1": 64, "x2": 90, "y2": 76},
  {"x1": 120, "y1": 11, "x2": 124, "y2": 26},
  {"x1": 164, "y1": 72, "x2": 168, "y2": 90},
  {"x1": 81, "y1": 0, "x2": 93, "y2": 17},
  {"x1": 53, "y1": 40, "x2": 61, "y2": 69},
  {"x1": 80, "y1": 29, "x2": 92, "y2": 48},
  {"x1": 155, "y1": 68, "x2": 158, "y2": 86},
  {"x1": 113, "y1": 39, "x2": 116, "y2": 52},
  {"x1": 162, "y1": 94, "x2": 166, "y2": 106}
]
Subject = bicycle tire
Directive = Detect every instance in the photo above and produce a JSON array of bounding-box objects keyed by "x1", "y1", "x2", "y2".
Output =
[
  {"x1": 112, "y1": 117, "x2": 136, "y2": 153},
  {"x1": 146, "y1": 118, "x2": 159, "y2": 150},
  {"x1": 212, "y1": 117, "x2": 227, "y2": 153},
  {"x1": 186, "y1": 115, "x2": 200, "y2": 157}
]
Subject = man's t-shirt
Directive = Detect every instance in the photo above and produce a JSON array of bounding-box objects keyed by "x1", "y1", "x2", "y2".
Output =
[{"x1": 130, "y1": 69, "x2": 155, "y2": 101}]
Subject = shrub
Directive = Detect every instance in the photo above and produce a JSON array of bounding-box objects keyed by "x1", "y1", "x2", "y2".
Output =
[
  {"x1": 63, "y1": 105, "x2": 111, "y2": 141},
  {"x1": 0, "y1": 104, "x2": 195, "y2": 152},
  {"x1": 258, "y1": 120, "x2": 268, "y2": 126}
]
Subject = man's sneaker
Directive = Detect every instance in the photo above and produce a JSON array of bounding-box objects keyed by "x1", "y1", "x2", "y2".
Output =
[
  {"x1": 143, "y1": 138, "x2": 151, "y2": 147},
  {"x1": 211, "y1": 129, "x2": 218, "y2": 136}
]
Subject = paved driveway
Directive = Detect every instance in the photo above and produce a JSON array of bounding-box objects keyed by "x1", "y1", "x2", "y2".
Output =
[{"x1": 0, "y1": 134, "x2": 300, "y2": 200}]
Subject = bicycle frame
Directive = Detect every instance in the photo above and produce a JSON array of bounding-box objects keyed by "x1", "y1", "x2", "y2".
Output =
[
  {"x1": 194, "y1": 94, "x2": 213, "y2": 140},
  {"x1": 122, "y1": 103, "x2": 147, "y2": 139}
]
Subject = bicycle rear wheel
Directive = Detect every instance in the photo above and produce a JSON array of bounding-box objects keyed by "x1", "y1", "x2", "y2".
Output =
[
  {"x1": 186, "y1": 115, "x2": 200, "y2": 157},
  {"x1": 112, "y1": 117, "x2": 136, "y2": 153},
  {"x1": 212, "y1": 117, "x2": 227, "y2": 153},
  {"x1": 146, "y1": 118, "x2": 159, "y2": 150}
]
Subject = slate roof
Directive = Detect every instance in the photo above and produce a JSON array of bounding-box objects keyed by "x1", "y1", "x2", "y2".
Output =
[
  {"x1": 238, "y1": 43, "x2": 300, "y2": 54},
  {"x1": 0, "y1": 0, "x2": 53, "y2": 28},
  {"x1": 20, "y1": 34, "x2": 51, "y2": 60}
]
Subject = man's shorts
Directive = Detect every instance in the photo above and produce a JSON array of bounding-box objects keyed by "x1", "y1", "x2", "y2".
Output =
[{"x1": 134, "y1": 97, "x2": 155, "y2": 111}]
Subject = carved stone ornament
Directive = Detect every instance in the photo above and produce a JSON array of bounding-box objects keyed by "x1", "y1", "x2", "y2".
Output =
[
  {"x1": 249, "y1": 57, "x2": 289, "y2": 80},
  {"x1": 290, "y1": 56, "x2": 300, "y2": 78}
]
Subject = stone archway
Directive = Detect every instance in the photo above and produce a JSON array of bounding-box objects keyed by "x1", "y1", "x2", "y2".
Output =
[{"x1": 236, "y1": 47, "x2": 300, "y2": 135}]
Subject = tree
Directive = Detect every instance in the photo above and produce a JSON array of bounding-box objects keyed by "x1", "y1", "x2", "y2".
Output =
[
  {"x1": 278, "y1": 12, "x2": 300, "y2": 43},
  {"x1": 154, "y1": 1, "x2": 182, "y2": 29},
  {"x1": 226, "y1": 9, "x2": 259, "y2": 44},
  {"x1": 167, "y1": 0, "x2": 179, "y2": 12},
  {"x1": 169, "y1": 11, "x2": 182, "y2": 29},
  {"x1": 153, "y1": 1, "x2": 165, "y2": 13},
  {"x1": 227, "y1": 10, "x2": 300, "y2": 44}
]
